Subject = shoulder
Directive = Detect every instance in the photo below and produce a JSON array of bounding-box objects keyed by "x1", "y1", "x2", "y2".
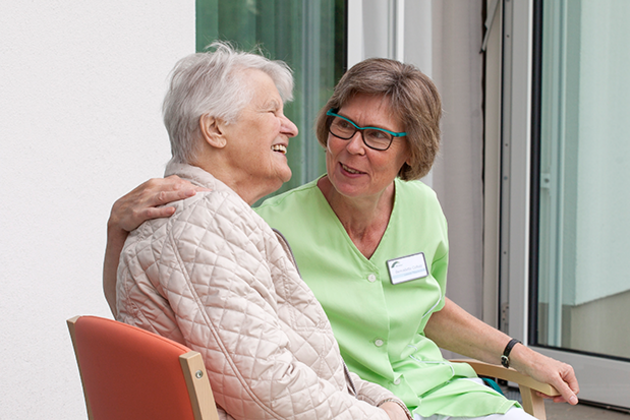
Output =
[
  {"x1": 396, "y1": 177, "x2": 437, "y2": 197},
  {"x1": 255, "y1": 178, "x2": 321, "y2": 217},
  {"x1": 124, "y1": 189, "x2": 244, "y2": 250},
  {"x1": 257, "y1": 178, "x2": 321, "y2": 209},
  {"x1": 173, "y1": 189, "x2": 270, "y2": 240},
  {"x1": 395, "y1": 178, "x2": 442, "y2": 209}
]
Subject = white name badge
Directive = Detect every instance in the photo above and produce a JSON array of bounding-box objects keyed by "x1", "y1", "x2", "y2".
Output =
[{"x1": 386, "y1": 252, "x2": 428, "y2": 285}]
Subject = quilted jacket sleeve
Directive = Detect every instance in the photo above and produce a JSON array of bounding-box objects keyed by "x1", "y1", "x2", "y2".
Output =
[
  {"x1": 348, "y1": 371, "x2": 403, "y2": 408},
  {"x1": 127, "y1": 191, "x2": 396, "y2": 420}
]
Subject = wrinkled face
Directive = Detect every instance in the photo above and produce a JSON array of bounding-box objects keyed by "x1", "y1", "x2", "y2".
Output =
[
  {"x1": 325, "y1": 93, "x2": 409, "y2": 200},
  {"x1": 222, "y1": 69, "x2": 298, "y2": 203}
]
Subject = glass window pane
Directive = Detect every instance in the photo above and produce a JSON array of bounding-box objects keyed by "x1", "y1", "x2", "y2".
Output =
[
  {"x1": 535, "y1": 0, "x2": 630, "y2": 360},
  {"x1": 195, "y1": 0, "x2": 346, "y2": 201}
]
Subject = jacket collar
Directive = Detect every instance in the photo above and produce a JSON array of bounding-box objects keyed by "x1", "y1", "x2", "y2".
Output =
[{"x1": 164, "y1": 160, "x2": 234, "y2": 196}]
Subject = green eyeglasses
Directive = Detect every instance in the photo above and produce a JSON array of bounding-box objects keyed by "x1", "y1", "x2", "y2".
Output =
[{"x1": 326, "y1": 109, "x2": 407, "y2": 151}]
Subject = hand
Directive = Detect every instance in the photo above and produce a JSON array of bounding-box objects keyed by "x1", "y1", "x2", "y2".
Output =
[
  {"x1": 379, "y1": 401, "x2": 410, "y2": 420},
  {"x1": 511, "y1": 345, "x2": 580, "y2": 405},
  {"x1": 108, "y1": 175, "x2": 208, "y2": 233}
]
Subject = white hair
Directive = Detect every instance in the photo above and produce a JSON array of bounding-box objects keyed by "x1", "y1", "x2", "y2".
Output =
[{"x1": 162, "y1": 41, "x2": 294, "y2": 164}]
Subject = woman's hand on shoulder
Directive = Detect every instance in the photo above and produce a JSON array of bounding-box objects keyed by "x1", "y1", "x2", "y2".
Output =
[
  {"x1": 511, "y1": 344, "x2": 580, "y2": 405},
  {"x1": 108, "y1": 175, "x2": 208, "y2": 233}
]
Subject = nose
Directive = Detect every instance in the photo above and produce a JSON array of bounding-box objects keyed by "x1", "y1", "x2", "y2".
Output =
[
  {"x1": 345, "y1": 130, "x2": 365, "y2": 155},
  {"x1": 281, "y1": 115, "x2": 299, "y2": 138}
]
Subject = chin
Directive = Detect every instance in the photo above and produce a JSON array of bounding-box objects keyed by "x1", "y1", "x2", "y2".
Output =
[
  {"x1": 278, "y1": 166, "x2": 292, "y2": 183},
  {"x1": 263, "y1": 172, "x2": 291, "y2": 196},
  {"x1": 331, "y1": 179, "x2": 369, "y2": 198}
]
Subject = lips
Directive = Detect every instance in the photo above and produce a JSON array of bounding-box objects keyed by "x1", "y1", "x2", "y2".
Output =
[{"x1": 341, "y1": 163, "x2": 365, "y2": 175}]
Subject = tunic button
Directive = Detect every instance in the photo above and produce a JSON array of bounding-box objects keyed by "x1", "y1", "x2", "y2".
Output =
[
  {"x1": 367, "y1": 274, "x2": 377, "y2": 282},
  {"x1": 393, "y1": 378, "x2": 401, "y2": 385},
  {"x1": 374, "y1": 339, "x2": 384, "y2": 347}
]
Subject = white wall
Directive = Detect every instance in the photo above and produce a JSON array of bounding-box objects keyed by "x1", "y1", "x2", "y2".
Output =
[{"x1": 0, "y1": 1, "x2": 194, "y2": 418}]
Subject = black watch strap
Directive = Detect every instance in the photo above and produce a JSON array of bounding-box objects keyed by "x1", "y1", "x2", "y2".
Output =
[{"x1": 501, "y1": 338, "x2": 521, "y2": 368}]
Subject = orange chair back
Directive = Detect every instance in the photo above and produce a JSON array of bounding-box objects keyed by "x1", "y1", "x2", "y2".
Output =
[{"x1": 67, "y1": 315, "x2": 217, "y2": 420}]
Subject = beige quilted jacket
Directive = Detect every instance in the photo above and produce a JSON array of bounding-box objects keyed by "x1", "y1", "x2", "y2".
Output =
[{"x1": 117, "y1": 162, "x2": 403, "y2": 420}]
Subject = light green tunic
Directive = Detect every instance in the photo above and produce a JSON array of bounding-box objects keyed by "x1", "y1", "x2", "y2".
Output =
[{"x1": 255, "y1": 177, "x2": 517, "y2": 418}]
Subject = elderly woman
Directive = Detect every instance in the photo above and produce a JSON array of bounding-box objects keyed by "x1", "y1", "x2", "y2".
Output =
[
  {"x1": 113, "y1": 43, "x2": 412, "y2": 420},
  {"x1": 105, "y1": 57, "x2": 579, "y2": 420}
]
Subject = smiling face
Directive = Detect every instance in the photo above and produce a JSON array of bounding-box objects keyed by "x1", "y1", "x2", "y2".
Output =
[
  {"x1": 220, "y1": 69, "x2": 298, "y2": 203},
  {"x1": 325, "y1": 93, "x2": 409, "y2": 201}
]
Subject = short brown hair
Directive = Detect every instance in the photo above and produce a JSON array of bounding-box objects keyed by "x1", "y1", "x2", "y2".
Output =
[{"x1": 316, "y1": 58, "x2": 442, "y2": 180}]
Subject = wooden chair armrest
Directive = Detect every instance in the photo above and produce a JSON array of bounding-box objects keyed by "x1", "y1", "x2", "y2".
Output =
[
  {"x1": 450, "y1": 359, "x2": 559, "y2": 396},
  {"x1": 180, "y1": 351, "x2": 220, "y2": 420},
  {"x1": 450, "y1": 359, "x2": 560, "y2": 420}
]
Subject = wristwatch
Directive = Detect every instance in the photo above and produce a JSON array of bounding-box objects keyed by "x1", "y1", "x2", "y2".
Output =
[{"x1": 501, "y1": 338, "x2": 521, "y2": 368}]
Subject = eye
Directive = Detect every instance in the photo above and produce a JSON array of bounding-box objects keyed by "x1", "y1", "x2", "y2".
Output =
[
  {"x1": 266, "y1": 101, "x2": 282, "y2": 116},
  {"x1": 336, "y1": 119, "x2": 353, "y2": 129},
  {"x1": 366, "y1": 129, "x2": 389, "y2": 140}
]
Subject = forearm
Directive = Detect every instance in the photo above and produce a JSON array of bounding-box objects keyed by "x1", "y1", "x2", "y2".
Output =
[
  {"x1": 424, "y1": 297, "x2": 512, "y2": 365},
  {"x1": 349, "y1": 371, "x2": 411, "y2": 420},
  {"x1": 349, "y1": 370, "x2": 403, "y2": 406},
  {"x1": 103, "y1": 223, "x2": 128, "y2": 317},
  {"x1": 425, "y1": 297, "x2": 580, "y2": 404}
]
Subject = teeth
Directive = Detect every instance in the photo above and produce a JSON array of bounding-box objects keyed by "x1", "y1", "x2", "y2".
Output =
[
  {"x1": 272, "y1": 144, "x2": 287, "y2": 154},
  {"x1": 342, "y1": 164, "x2": 361, "y2": 174}
]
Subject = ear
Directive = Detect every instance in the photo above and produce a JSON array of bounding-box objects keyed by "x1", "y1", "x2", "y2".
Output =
[{"x1": 199, "y1": 114, "x2": 227, "y2": 149}]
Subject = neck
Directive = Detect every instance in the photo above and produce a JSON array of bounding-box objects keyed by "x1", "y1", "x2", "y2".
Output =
[
  {"x1": 192, "y1": 154, "x2": 267, "y2": 206},
  {"x1": 318, "y1": 176, "x2": 395, "y2": 259}
]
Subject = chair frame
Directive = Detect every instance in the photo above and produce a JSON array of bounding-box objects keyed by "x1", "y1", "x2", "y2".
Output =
[
  {"x1": 67, "y1": 315, "x2": 219, "y2": 420},
  {"x1": 451, "y1": 359, "x2": 560, "y2": 420},
  {"x1": 178, "y1": 351, "x2": 218, "y2": 420},
  {"x1": 67, "y1": 315, "x2": 556, "y2": 420}
]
